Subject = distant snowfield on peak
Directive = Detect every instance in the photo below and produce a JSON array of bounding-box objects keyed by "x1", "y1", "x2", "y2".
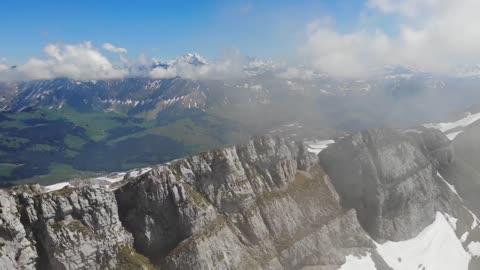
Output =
[{"x1": 424, "y1": 112, "x2": 480, "y2": 140}]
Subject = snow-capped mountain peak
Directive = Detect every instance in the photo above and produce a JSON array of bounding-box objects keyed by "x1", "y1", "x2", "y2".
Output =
[{"x1": 153, "y1": 52, "x2": 208, "y2": 69}]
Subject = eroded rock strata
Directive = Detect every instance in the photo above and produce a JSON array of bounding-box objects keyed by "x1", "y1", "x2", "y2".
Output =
[{"x1": 0, "y1": 130, "x2": 474, "y2": 269}]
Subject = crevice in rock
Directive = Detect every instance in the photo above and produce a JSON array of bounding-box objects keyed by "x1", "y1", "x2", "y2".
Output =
[
  {"x1": 114, "y1": 179, "x2": 188, "y2": 267},
  {"x1": 16, "y1": 194, "x2": 50, "y2": 270}
]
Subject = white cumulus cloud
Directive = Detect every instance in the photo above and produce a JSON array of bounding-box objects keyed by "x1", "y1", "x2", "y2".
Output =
[
  {"x1": 367, "y1": 0, "x2": 440, "y2": 17},
  {"x1": 277, "y1": 67, "x2": 316, "y2": 80},
  {"x1": 302, "y1": 0, "x2": 480, "y2": 77},
  {"x1": 0, "y1": 42, "x2": 128, "y2": 81},
  {"x1": 149, "y1": 66, "x2": 178, "y2": 79},
  {"x1": 150, "y1": 60, "x2": 240, "y2": 80},
  {"x1": 103, "y1": 43, "x2": 128, "y2": 54}
]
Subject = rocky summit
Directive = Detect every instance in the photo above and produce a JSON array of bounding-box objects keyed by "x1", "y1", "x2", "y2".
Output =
[{"x1": 1, "y1": 129, "x2": 480, "y2": 269}]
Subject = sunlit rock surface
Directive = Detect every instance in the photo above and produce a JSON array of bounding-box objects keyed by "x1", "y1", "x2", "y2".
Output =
[{"x1": 0, "y1": 131, "x2": 479, "y2": 269}]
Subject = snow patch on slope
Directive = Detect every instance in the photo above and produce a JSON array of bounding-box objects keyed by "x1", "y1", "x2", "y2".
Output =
[
  {"x1": 468, "y1": 242, "x2": 480, "y2": 257},
  {"x1": 461, "y1": 232, "x2": 469, "y2": 243},
  {"x1": 338, "y1": 253, "x2": 377, "y2": 270},
  {"x1": 466, "y1": 208, "x2": 480, "y2": 230},
  {"x1": 447, "y1": 131, "x2": 463, "y2": 140},
  {"x1": 44, "y1": 182, "x2": 71, "y2": 192},
  {"x1": 437, "y1": 172, "x2": 460, "y2": 198},
  {"x1": 445, "y1": 213, "x2": 459, "y2": 230},
  {"x1": 305, "y1": 140, "x2": 335, "y2": 154},
  {"x1": 376, "y1": 212, "x2": 471, "y2": 270},
  {"x1": 424, "y1": 112, "x2": 480, "y2": 135},
  {"x1": 44, "y1": 167, "x2": 151, "y2": 193}
]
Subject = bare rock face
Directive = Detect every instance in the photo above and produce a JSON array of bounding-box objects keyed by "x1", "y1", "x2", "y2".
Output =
[
  {"x1": 19, "y1": 186, "x2": 134, "y2": 269},
  {"x1": 0, "y1": 185, "x2": 154, "y2": 270},
  {"x1": 0, "y1": 131, "x2": 467, "y2": 269},
  {"x1": 319, "y1": 128, "x2": 462, "y2": 242},
  {"x1": 115, "y1": 136, "x2": 388, "y2": 269},
  {"x1": 0, "y1": 190, "x2": 38, "y2": 270}
]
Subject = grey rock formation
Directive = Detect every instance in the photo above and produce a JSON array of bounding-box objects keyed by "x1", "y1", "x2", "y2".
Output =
[
  {"x1": 0, "y1": 185, "x2": 153, "y2": 270},
  {"x1": 0, "y1": 131, "x2": 471, "y2": 269},
  {"x1": 116, "y1": 136, "x2": 387, "y2": 269},
  {"x1": 440, "y1": 120, "x2": 480, "y2": 217},
  {"x1": 0, "y1": 189, "x2": 38, "y2": 270},
  {"x1": 19, "y1": 186, "x2": 134, "y2": 269},
  {"x1": 319, "y1": 128, "x2": 462, "y2": 242}
]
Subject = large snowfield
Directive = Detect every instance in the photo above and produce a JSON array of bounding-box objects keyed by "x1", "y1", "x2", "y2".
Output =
[
  {"x1": 376, "y1": 212, "x2": 470, "y2": 270},
  {"x1": 339, "y1": 211, "x2": 476, "y2": 270}
]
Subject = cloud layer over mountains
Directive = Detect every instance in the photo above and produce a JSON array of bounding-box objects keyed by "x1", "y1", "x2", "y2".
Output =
[
  {"x1": 302, "y1": 0, "x2": 480, "y2": 77},
  {"x1": 0, "y1": 42, "x2": 127, "y2": 81},
  {"x1": 0, "y1": 43, "x2": 247, "y2": 82},
  {"x1": 1, "y1": 1, "x2": 480, "y2": 81}
]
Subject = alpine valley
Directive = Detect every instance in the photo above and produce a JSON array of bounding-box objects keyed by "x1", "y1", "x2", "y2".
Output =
[
  {"x1": 4, "y1": 54, "x2": 480, "y2": 270},
  {"x1": 3, "y1": 54, "x2": 480, "y2": 185}
]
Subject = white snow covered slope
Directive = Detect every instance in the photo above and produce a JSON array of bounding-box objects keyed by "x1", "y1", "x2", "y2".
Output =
[
  {"x1": 376, "y1": 212, "x2": 471, "y2": 270},
  {"x1": 337, "y1": 209, "x2": 480, "y2": 270},
  {"x1": 338, "y1": 253, "x2": 377, "y2": 270},
  {"x1": 44, "y1": 167, "x2": 151, "y2": 192},
  {"x1": 424, "y1": 112, "x2": 480, "y2": 140},
  {"x1": 44, "y1": 182, "x2": 71, "y2": 192},
  {"x1": 305, "y1": 139, "x2": 335, "y2": 154}
]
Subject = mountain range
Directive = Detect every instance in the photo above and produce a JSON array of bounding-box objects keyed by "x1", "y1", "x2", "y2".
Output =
[
  {"x1": 2, "y1": 54, "x2": 480, "y2": 185},
  {"x1": 3, "y1": 53, "x2": 480, "y2": 269}
]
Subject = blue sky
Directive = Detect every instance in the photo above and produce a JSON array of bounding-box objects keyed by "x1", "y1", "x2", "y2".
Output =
[
  {"x1": 3, "y1": 0, "x2": 475, "y2": 80},
  {"x1": 1, "y1": 0, "x2": 373, "y2": 63}
]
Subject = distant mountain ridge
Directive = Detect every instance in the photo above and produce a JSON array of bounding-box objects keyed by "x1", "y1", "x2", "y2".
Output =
[{"x1": 4, "y1": 54, "x2": 480, "y2": 183}]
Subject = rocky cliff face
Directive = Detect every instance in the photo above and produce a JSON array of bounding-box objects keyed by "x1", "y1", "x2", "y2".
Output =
[
  {"x1": 0, "y1": 185, "x2": 153, "y2": 270},
  {"x1": 0, "y1": 130, "x2": 476, "y2": 269},
  {"x1": 115, "y1": 136, "x2": 389, "y2": 269},
  {"x1": 0, "y1": 188, "x2": 38, "y2": 270},
  {"x1": 440, "y1": 120, "x2": 480, "y2": 217},
  {"x1": 319, "y1": 128, "x2": 462, "y2": 242}
]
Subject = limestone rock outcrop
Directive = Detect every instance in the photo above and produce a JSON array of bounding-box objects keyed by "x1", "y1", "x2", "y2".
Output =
[
  {"x1": 319, "y1": 128, "x2": 462, "y2": 242},
  {"x1": 0, "y1": 131, "x2": 471, "y2": 269},
  {"x1": 115, "y1": 136, "x2": 387, "y2": 269}
]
